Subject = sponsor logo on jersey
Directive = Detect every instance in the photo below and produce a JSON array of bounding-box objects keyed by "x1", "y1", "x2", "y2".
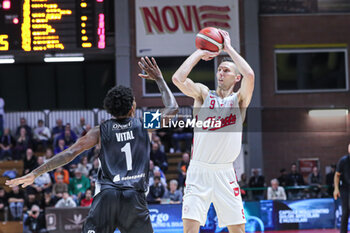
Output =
[
  {"x1": 112, "y1": 121, "x2": 132, "y2": 130},
  {"x1": 203, "y1": 113, "x2": 236, "y2": 131},
  {"x1": 143, "y1": 110, "x2": 161, "y2": 129}
]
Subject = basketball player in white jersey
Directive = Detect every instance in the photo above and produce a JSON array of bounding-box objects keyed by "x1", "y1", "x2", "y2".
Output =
[{"x1": 172, "y1": 29, "x2": 254, "y2": 233}]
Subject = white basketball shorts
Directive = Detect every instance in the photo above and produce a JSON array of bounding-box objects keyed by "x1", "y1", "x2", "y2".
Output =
[{"x1": 182, "y1": 160, "x2": 246, "y2": 227}]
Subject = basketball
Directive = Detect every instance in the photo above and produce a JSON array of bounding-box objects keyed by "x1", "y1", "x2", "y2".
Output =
[{"x1": 195, "y1": 27, "x2": 224, "y2": 52}]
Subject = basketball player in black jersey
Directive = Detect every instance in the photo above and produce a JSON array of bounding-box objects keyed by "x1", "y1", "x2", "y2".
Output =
[{"x1": 6, "y1": 57, "x2": 178, "y2": 233}]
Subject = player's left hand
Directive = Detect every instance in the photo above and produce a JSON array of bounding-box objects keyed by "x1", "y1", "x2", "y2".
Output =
[
  {"x1": 138, "y1": 57, "x2": 163, "y2": 81},
  {"x1": 5, "y1": 172, "x2": 35, "y2": 188},
  {"x1": 218, "y1": 29, "x2": 232, "y2": 52}
]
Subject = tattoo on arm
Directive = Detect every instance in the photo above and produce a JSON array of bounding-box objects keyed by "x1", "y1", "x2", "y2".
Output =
[
  {"x1": 155, "y1": 78, "x2": 178, "y2": 116},
  {"x1": 32, "y1": 126, "x2": 100, "y2": 178},
  {"x1": 32, "y1": 148, "x2": 77, "y2": 178}
]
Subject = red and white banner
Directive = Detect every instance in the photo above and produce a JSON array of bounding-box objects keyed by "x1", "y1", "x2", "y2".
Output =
[{"x1": 135, "y1": 0, "x2": 240, "y2": 57}]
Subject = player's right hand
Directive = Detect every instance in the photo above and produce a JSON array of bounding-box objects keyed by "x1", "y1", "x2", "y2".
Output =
[
  {"x1": 5, "y1": 172, "x2": 35, "y2": 188},
  {"x1": 333, "y1": 188, "x2": 340, "y2": 200},
  {"x1": 199, "y1": 49, "x2": 220, "y2": 61},
  {"x1": 138, "y1": 57, "x2": 163, "y2": 81}
]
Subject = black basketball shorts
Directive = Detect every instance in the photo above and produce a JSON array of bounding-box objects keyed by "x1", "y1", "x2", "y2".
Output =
[{"x1": 82, "y1": 188, "x2": 153, "y2": 233}]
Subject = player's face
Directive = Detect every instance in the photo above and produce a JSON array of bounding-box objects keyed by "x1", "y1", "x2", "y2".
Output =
[{"x1": 216, "y1": 62, "x2": 240, "y2": 90}]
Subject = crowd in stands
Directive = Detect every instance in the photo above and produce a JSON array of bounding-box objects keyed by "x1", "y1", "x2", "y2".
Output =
[
  {"x1": 239, "y1": 162, "x2": 336, "y2": 201},
  {"x1": 0, "y1": 115, "x2": 338, "y2": 228}
]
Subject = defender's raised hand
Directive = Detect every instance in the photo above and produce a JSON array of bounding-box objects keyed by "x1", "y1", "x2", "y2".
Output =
[{"x1": 138, "y1": 57, "x2": 163, "y2": 81}]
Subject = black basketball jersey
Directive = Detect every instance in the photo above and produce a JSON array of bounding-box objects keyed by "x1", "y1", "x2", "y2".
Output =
[{"x1": 96, "y1": 117, "x2": 150, "y2": 192}]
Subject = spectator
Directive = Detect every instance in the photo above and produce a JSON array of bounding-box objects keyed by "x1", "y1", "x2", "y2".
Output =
[
  {"x1": 81, "y1": 124, "x2": 92, "y2": 137},
  {"x1": 171, "y1": 118, "x2": 192, "y2": 152},
  {"x1": 77, "y1": 156, "x2": 92, "y2": 177},
  {"x1": 150, "y1": 142, "x2": 168, "y2": 172},
  {"x1": 287, "y1": 163, "x2": 305, "y2": 199},
  {"x1": 149, "y1": 167, "x2": 167, "y2": 188},
  {"x1": 0, "y1": 97, "x2": 4, "y2": 137},
  {"x1": 277, "y1": 168, "x2": 289, "y2": 187},
  {"x1": 307, "y1": 166, "x2": 322, "y2": 198},
  {"x1": 33, "y1": 120, "x2": 51, "y2": 151},
  {"x1": 74, "y1": 117, "x2": 86, "y2": 137},
  {"x1": 0, "y1": 187, "x2": 8, "y2": 221},
  {"x1": 89, "y1": 157, "x2": 99, "y2": 181},
  {"x1": 166, "y1": 180, "x2": 182, "y2": 204},
  {"x1": 89, "y1": 178, "x2": 96, "y2": 195},
  {"x1": 238, "y1": 173, "x2": 249, "y2": 200},
  {"x1": 43, "y1": 148, "x2": 53, "y2": 163},
  {"x1": 152, "y1": 134, "x2": 165, "y2": 153},
  {"x1": 57, "y1": 125, "x2": 77, "y2": 147},
  {"x1": 40, "y1": 190, "x2": 56, "y2": 209},
  {"x1": 147, "y1": 176, "x2": 165, "y2": 204},
  {"x1": 16, "y1": 117, "x2": 32, "y2": 139},
  {"x1": 31, "y1": 157, "x2": 52, "y2": 193},
  {"x1": 248, "y1": 168, "x2": 265, "y2": 200},
  {"x1": 148, "y1": 160, "x2": 155, "y2": 183},
  {"x1": 326, "y1": 164, "x2": 336, "y2": 197},
  {"x1": 267, "y1": 179, "x2": 287, "y2": 200},
  {"x1": 54, "y1": 167, "x2": 70, "y2": 184},
  {"x1": 68, "y1": 167, "x2": 90, "y2": 199},
  {"x1": 54, "y1": 192, "x2": 76, "y2": 208},
  {"x1": 80, "y1": 189, "x2": 93, "y2": 207},
  {"x1": 24, "y1": 189, "x2": 40, "y2": 212},
  {"x1": 88, "y1": 144, "x2": 100, "y2": 163},
  {"x1": 0, "y1": 128, "x2": 15, "y2": 160},
  {"x1": 23, "y1": 204, "x2": 47, "y2": 233},
  {"x1": 23, "y1": 148, "x2": 38, "y2": 175},
  {"x1": 52, "y1": 175, "x2": 68, "y2": 199},
  {"x1": 156, "y1": 128, "x2": 173, "y2": 152},
  {"x1": 8, "y1": 185, "x2": 25, "y2": 220},
  {"x1": 51, "y1": 119, "x2": 64, "y2": 139},
  {"x1": 177, "y1": 152, "x2": 190, "y2": 187},
  {"x1": 54, "y1": 139, "x2": 67, "y2": 155},
  {"x1": 14, "y1": 128, "x2": 31, "y2": 160}
]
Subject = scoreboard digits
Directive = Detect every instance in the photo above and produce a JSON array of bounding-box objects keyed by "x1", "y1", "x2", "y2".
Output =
[
  {"x1": 0, "y1": 35, "x2": 9, "y2": 51},
  {"x1": 0, "y1": 0, "x2": 108, "y2": 52}
]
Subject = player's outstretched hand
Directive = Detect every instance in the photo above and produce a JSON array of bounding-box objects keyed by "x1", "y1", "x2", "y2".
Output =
[
  {"x1": 218, "y1": 29, "x2": 232, "y2": 52},
  {"x1": 5, "y1": 173, "x2": 35, "y2": 188},
  {"x1": 138, "y1": 57, "x2": 163, "y2": 81},
  {"x1": 200, "y1": 49, "x2": 220, "y2": 61}
]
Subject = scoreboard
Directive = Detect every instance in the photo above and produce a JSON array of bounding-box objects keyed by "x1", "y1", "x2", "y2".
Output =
[{"x1": 0, "y1": 0, "x2": 109, "y2": 53}]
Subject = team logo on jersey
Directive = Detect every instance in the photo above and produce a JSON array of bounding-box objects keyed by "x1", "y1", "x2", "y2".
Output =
[{"x1": 143, "y1": 110, "x2": 161, "y2": 129}]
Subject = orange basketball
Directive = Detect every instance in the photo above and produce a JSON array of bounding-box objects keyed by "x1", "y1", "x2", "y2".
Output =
[{"x1": 195, "y1": 27, "x2": 223, "y2": 52}]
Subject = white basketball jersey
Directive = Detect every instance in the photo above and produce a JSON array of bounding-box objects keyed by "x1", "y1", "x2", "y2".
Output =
[{"x1": 192, "y1": 90, "x2": 243, "y2": 164}]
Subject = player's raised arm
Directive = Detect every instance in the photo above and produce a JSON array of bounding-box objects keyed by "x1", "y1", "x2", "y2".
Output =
[
  {"x1": 6, "y1": 126, "x2": 100, "y2": 188},
  {"x1": 138, "y1": 56, "x2": 179, "y2": 121},
  {"x1": 219, "y1": 29, "x2": 255, "y2": 108},
  {"x1": 172, "y1": 50, "x2": 219, "y2": 101}
]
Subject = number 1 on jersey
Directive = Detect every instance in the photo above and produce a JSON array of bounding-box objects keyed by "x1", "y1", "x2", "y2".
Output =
[{"x1": 121, "y1": 142, "x2": 132, "y2": 171}]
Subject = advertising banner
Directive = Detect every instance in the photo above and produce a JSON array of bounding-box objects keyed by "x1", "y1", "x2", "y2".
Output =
[
  {"x1": 46, "y1": 207, "x2": 90, "y2": 233},
  {"x1": 46, "y1": 199, "x2": 339, "y2": 232},
  {"x1": 200, "y1": 199, "x2": 336, "y2": 232},
  {"x1": 135, "y1": 0, "x2": 240, "y2": 57}
]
